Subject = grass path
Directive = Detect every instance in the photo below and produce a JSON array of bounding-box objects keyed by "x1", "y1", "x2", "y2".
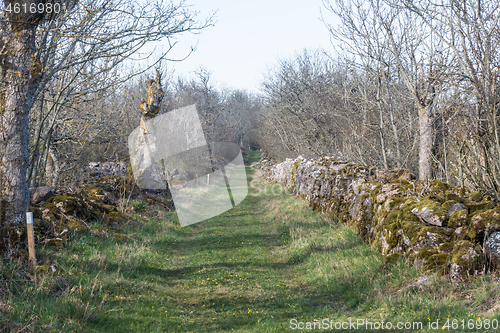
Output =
[{"x1": 3, "y1": 151, "x2": 500, "y2": 332}]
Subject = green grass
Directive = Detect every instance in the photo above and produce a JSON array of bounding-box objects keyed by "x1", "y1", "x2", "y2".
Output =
[{"x1": 1, "y1": 152, "x2": 500, "y2": 332}]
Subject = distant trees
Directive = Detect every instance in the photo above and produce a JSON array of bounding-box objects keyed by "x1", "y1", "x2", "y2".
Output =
[
  {"x1": 0, "y1": 0, "x2": 213, "y2": 251},
  {"x1": 167, "y1": 68, "x2": 262, "y2": 149},
  {"x1": 259, "y1": 49, "x2": 419, "y2": 169}
]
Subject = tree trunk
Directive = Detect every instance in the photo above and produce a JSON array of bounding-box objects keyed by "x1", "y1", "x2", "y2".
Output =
[
  {"x1": 0, "y1": 3, "x2": 41, "y2": 252},
  {"x1": 418, "y1": 105, "x2": 433, "y2": 181}
]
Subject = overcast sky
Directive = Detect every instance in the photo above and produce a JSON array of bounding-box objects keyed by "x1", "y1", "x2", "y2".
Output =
[{"x1": 163, "y1": 0, "x2": 339, "y2": 93}]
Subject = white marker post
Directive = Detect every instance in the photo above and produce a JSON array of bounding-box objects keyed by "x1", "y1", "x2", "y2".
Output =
[{"x1": 26, "y1": 212, "x2": 36, "y2": 270}]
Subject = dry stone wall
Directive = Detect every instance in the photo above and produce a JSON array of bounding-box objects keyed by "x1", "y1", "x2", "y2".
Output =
[{"x1": 257, "y1": 156, "x2": 500, "y2": 281}]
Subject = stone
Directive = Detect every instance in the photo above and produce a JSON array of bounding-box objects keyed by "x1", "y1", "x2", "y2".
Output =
[
  {"x1": 44, "y1": 238, "x2": 63, "y2": 248},
  {"x1": 42, "y1": 209, "x2": 55, "y2": 221},
  {"x1": 376, "y1": 184, "x2": 402, "y2": 203},
  {"x1": 450, "y1": 240, "x2": 482, "y2": 281},
  {"x1": 448, "y1": 209, "x2": 468, "y2": 228},
  {"x1": 398, "y1": 277, "x2": 430, "y2": 292},
  {"x1": 31, "y1": 186, "x2": 54, "y2": 204},
  {"x1": 375, "y1": 169, "x2": 415, "y2": 182},
  {"x1": 453, "y1": 226, "x2": 469, "y2": 241},
  {"x1": 411, "y1": 206, "x2": 446, "y2": 227},
  {"x1": 448, "y1": 203, "x2": 467, "y2": 215}
]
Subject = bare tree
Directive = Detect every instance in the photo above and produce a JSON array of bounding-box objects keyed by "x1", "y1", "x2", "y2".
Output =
[
  {"x1": 0, "y1": 0, "x2": 213, "y2": 251},
  {"x1": 402, "y1": 0, "x2": 500, "y2": 197},
  {"x1": 323, "y1": 0, "x2": 450, "y2": 180}
]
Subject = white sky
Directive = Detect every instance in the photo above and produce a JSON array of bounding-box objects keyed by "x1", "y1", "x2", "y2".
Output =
[{"x1": 163, "y1": 0, "x2": 339, "y2": 93}]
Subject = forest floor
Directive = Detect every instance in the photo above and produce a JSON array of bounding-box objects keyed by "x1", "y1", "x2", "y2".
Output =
[{"x1": 1, "y1": 151, "x2": 500, "y2": 332}]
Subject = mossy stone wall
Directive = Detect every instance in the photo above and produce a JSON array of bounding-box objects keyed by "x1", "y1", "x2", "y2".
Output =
[{"x1": 257, "y1": 156, "x2": 500, "y2": 281}]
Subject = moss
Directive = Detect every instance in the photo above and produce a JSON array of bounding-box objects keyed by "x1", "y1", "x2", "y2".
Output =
[
  {"x1": 113, "y1": 233, "x2": 128, "y2": 241},
  {"x1": 443, "y1": 228, "x2": 455, "y2": 237},
  {"x1": 290, "y1": 160, "x2": 302, "y2": 188},
  {"x1": 380, "y1": 169, "x2": 414, "y2": 182},
  {"x1": 466, "y1": 201, "x2": 494, "y2": 214},
  {"x1": 470, "y1": 192, "x2": 483, "y2": 202},
  {"x1": 438, "y1": 242, "x2": 455, "y2": 253},
  {"x1": 413, "y1": 198, "x2": 448, "y2": 223},
  {"x1": 383, "y1": 210, "x2": 402, "y2": 250},
  {"x1": 389, "y1": 197, "x2": 406, "y2": 210},
  {"x1": 445, "y1": 192, "x2": 462, "y2": 203},
  {"x1": 373, "y1": 237, "x2": 382, "y2": 253},
  {"x1": 467, "y1": 228, "x2": 478, "y2": 243},
  {"x1": 448, "y1": 210, "x2": 468, "y2": 228},
  {"x1": 43, "y1": 195, "x2": 93, "y2": 220},
  {"x1": 416, "y1": 246, "x2": 439, "y2": 259},
  {"x1": 425, "y1": 193, "x2": 445, "y2": 204},
  {"x1": 127, "y1": 161, "x2": 135, "y2": 183},
  {"x1": 45, "y1": 196, "x2": 79, "y2": 213},
  {"x1": 45, "y1": 238, "x2": 63, "y2": 248},
  {"x1": 381, "y1": 253, "x2": 402, "y2": 269},
  {"x1": 451, "y1": 240, "x2": 480, "y2": 270},
  {"x1": 431, "y1": 180, "x2": 450, "y2": 194},
  {"x1": 469, "y1": 206, "x2": 500, "y2": 242},
  {"x1": 452, "y1": 226, "x2": 470, "y2": 242},
  {"x1": 390, "y1": 178, "x2": 410, "y2": 185},
  {"x1": 105, "y1": 212, "x2": 123, "y2": 223},
  {"x1": 399, "y1": 170, "x2": 416, "y2": 181},
  {"x1": 400, "y1": 220, "x2": 425, "y2": 245},
  {"x1": 85, "y1": 186, "x2": 105, "y2": 196},
  {"x1": 424, "y1": 253, "x2": 450, "y2": 271},
  {"x1": 28, "y1": 206, "x2": 42, "y2": 219},
  {"x1": 411, "y1": 226, "x2": 447, "y2": 247},
  {"x1": 442, "y1": 200, "x2": 457, "y2": 212},
  {"x1": 65, "y1": 217, "x2": 88, "y2": 231}
]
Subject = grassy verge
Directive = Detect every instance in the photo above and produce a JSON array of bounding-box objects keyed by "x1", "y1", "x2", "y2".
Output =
[{"x1": 1, "y1": 150, "x2": 499, "y2": 332}]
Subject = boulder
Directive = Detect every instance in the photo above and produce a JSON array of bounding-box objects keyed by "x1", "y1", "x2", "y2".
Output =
[{"x1": 31, "y1": 186, "x2": 55, "y2": 204}]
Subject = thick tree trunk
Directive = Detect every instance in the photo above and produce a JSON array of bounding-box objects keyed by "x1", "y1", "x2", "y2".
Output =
[
  {"x1": 0, "y1": 3, "x2": 41, "y2": 252},
  {"x1": 418, "y1": 105, "x2": 433, "y2": 181}
]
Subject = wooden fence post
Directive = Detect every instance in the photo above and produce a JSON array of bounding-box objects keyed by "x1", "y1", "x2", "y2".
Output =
[{"x1": 26, "y1": 212, "x2": 36, "y2": 270}]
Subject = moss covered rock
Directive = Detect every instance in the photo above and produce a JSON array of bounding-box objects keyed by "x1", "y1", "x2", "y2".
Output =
[
  {"x1": 452, "y1": 226, "x2": 470, "y2": 242},
  {"x1": 466, "y1": 201, "x2": 495, "y2": 214},
  {"x1": 470, "y1": 192, "x2": 483, "y2": 202},
  {"x1": 448, "y1": 209, "x2": 468, "y2": 228},
  {"x1": 450, "y1": 240, "x2": 483, "y2": 281},
  {"x1": 411, "y1": 198, "x2": 448, "y2": 227},
  {"x1": 43, "y1": 195, "x2": 92, "y2": 219},
  {"x1": 469, "y1": 206, "x2": 500, "y2": 243},
  {"x1": 445, "y1": 191, "x2": 463, "y2": 203}
]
